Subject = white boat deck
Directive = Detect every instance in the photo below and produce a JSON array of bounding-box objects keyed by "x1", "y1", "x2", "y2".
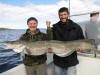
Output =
[{"x1": 1, "y1": 53, "x2": 100, "y2": 75}]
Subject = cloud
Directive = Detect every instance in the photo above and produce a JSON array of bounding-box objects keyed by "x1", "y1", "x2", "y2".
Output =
[
  {"x1": 0, "y1": 0, "x2": 100, "y2": 29},
  {"x1": 70, "y1": 0, "x2": 100, "y2": 22}
]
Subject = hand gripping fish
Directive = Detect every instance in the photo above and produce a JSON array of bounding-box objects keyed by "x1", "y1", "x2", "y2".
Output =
[{"x1": 0, "y1": 39, "x2": 96, "y2": 57}]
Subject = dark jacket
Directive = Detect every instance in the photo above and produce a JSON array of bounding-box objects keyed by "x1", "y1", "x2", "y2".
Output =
[
  {"x1": 20, "y1": 28, "x2": 52, "y2": 41},
  {"x1": 20, "y1": 28, "x2": 52, "y2": 66},
  {"x1": 52, "y1": 19, "x2": 84, "y2": 68}
]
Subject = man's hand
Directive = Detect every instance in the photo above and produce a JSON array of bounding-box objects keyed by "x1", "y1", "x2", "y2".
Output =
[
  {"x1": 46, "y1": 21, "x2": 51, "y2": 27},
  {"x1": 48, "y1": 48, "x2": 52, "y2": 53},
  {"x1": 75, "y1": 47, "x2": 84, "y2": 51},
  {"x1": 97, "y1": 35, "x2": 100, "y2": 39}
]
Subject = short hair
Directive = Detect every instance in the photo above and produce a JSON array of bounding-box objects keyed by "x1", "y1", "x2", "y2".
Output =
[
  {"x1": 27, "y1": 17, "x2": 38, "y2": 24},
  {"x1": 90, "y1": 12, "x2": 99, "y2": 17},
  {"x1": 58, "y1": 7, "x2": 69, "y2": 14}
]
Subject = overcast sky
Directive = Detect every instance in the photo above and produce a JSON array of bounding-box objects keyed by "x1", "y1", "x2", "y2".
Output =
[{"x1": 0, "y1": 0, "x2": 100, "y2": 29}]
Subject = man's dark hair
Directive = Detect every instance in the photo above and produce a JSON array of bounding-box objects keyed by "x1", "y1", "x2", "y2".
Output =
[
  {"x1": 27, "y1": 17, "x2": 38, "y2": 24},
  {"x1": 90, "y1": 12, "x2": 99, "y2": 17},
  {"x1": 58, "y1": 7, "x2": 69, "y2": 14}
]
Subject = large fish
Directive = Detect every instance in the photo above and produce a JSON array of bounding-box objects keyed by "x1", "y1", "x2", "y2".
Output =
[{"x1": 0, "y1": 39, "x2": 96, "y2": 57}]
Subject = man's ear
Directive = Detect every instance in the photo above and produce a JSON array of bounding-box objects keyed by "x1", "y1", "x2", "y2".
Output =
[{"x1": 68, "y1": 14, "x2": 70, "y2": 19}]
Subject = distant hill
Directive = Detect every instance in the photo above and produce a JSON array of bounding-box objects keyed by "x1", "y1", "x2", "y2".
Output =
[{"x1": 0, "y1": 28, "x2": 12, "y2": 30}]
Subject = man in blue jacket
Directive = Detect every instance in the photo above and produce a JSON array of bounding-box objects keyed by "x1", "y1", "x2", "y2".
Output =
[{"x1": 85, "y1": 12, "x2": 100, "y2": 45}]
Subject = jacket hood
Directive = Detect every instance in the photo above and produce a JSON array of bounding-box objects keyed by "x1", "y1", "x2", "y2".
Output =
[
  {"x1": 53, "y1": 19, "x2": 78, "y2": 30},
  {"x1": 25, "y1": 28, "x2": 40, "y2": 35}
]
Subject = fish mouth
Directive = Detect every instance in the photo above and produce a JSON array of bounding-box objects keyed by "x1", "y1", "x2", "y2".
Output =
[{"x1": 0, "y1": 43, "x2": 7, "y2": 49}]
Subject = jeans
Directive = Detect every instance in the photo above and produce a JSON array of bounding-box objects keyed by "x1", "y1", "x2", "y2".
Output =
[
  {"x1": 47, "y1": 62, "x2": 54, "y2": 75},
  {"x1": 54, "y1": 64, "x2": 77, "y2": 75}
]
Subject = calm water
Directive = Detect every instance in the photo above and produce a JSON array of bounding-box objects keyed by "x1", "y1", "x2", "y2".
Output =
[{"x1": 0, "y1": 29, "x2": 46, "y2": 73}]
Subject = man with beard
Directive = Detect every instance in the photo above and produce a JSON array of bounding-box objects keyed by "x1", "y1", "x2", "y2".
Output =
[{"x1": 51, "y1": 7, "x2": 84, "y2": 75}]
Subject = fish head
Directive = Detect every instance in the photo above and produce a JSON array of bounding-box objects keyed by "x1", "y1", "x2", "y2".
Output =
[{"x1": 1, "y1": 41, "x2": 25, "y2": 49}]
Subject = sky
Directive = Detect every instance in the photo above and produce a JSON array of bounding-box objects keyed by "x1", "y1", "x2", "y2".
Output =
[
  {"x1": 0, "y1": 0, "x2": 62, "y2": 6},
  {"x1": 0, "y1": 0, "x2": 100, "y2": 29}
]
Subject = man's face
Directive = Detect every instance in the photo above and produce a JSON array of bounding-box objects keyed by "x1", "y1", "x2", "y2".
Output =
[
  {"x1": 59, "y1": 11, "x2": 69, "y2": 23},
  {"x1": 27, "y1": 20, "x2": 38, "y2": 32},
  {"x1": 91, "y1": 14, "x2": 99, "y2": 21}
]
